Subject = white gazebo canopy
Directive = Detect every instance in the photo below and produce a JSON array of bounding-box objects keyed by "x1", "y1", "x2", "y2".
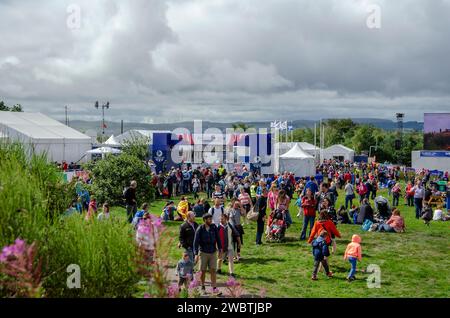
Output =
[
  {"x1": 278, "y1": 144, "x2": 316, "y2": 177},
  {"x1": 104, "y1": 135, "x2": 121, "y2": 147},
  {"x1": 280, "y1": 144, "x2": 314, "y2": 159},
  {"x1": 87, "y1": 147, "x2": 122, "y2": 155}
]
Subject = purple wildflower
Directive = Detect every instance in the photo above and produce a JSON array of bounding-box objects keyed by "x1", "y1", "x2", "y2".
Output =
[{"x1": 167, "y1": 283, "x2": 180, "y2": 298}]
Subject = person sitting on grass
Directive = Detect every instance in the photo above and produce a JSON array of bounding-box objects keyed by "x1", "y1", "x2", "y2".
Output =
[
  {"x1": 311, "y1": 230, "x2": 333, "y2": 281},
  {"x1": 97, "y1": 202, "x2": 110, "y2": 221},
  {"x1": 176, "y1": 197, "x2": 189, "y2": 221},
  {"x1": 377, "y1": 208, "x2": 405, "y2": 233},
  {"x1": 161, "y1": 201, "x2": 175, "y2": 221},
  {"x1": 343, "y1": 234, "x2": 363, "y2": 282},
  {"x1": 421, "y1": 202, "x2": 433, "y2": 226},
  {"x1": 349, "y1": 205, "x2": 359, "y2": 224},
  {"x1": 337, "y1": 205, "x2": 351, "y2": 224},
  {"x1": 132, "y1": 203, "x2": 149, "y2": 229},
  {"x1": 193, "y1": 199, "x2": 205, "y2": 218},
  {"x1": 217, "y1": 213, "x2": 241, "y2": 278},
  {"x1": 176, "y1": 251, "x2": 194, "y2": 292}
]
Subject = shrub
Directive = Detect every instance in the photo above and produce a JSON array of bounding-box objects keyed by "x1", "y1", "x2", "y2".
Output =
[{"x1": 84, "y1": 154, "x2": 155, "y2": 206}]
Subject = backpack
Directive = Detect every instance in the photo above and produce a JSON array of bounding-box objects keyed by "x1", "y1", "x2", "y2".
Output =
[
  {"x1": 362, "y1": 219, "x2": 373, "y2": 231},
  {"x1": 312, "y1": 239, "x2": 330, "y2": 259},
  {"x1": 209, "y1": 206, "x2": 224, "y2": 217}
]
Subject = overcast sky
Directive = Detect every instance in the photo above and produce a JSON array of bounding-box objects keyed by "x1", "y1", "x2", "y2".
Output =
[{"x1": 0, "y1": 0, "x2": 449, "y2": 123}]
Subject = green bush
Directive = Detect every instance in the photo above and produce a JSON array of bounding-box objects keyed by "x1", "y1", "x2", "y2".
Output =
[{"x1": 84, "y1": 154, "x2": 155, "y2": 206}]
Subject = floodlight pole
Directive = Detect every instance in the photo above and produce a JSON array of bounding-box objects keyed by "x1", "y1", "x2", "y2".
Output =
[{"x1": 95, "y1": 101, "x2": 110, "y2": 142}]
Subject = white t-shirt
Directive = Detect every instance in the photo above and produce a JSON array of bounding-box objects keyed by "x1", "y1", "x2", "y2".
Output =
[{"x1": 209, "y1": 206, "x2": 224, "y2": 225}]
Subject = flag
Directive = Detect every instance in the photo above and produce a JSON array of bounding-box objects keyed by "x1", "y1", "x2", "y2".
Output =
[
  {"x1": 288, "y1": 125, "x2": 294, "y2": 131},
  {"x1": 270, "y1": 121, "x2": 280, "y2": 129},
  {"x1": 102, "y1": 123, "x2": 107, "y2": 129}
]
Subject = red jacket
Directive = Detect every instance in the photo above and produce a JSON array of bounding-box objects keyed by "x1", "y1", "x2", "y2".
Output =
[
  {"x1": 301, "y1": 197, "x2": 316, "y2": 217},
  {"x1": 308, "y1": 220, "x2": 341, "y2": 245}
]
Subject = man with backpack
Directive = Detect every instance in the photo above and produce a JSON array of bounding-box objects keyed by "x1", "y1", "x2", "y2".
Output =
[
  {"x1": 208, "y1": 198, "x2": 225, "y2": 226},
  {"x1": 124, "y1": 180, "x2": 138, "y2": 223}
]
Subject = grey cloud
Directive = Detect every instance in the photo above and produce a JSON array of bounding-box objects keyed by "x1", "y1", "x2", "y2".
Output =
[{"x1": 0, "y1": 0, "x2": 449, "y2": 123}]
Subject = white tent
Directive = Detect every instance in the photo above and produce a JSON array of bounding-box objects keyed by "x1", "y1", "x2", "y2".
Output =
[
  {"x1": 87, "y1": 147, "x2": 122, "y2": 155},
  {"x1": 104, "y1": 135, "x2": 121, "y2": 147},
  {"x1": 323, "y1": 144, "x2": 355, "y2": 162},
  {"x1": 0, "y1": 111, "x2": 92, "y2": 163},
  {"x1": 278, "y1": 144, "x2": 316, "y2": 177}
]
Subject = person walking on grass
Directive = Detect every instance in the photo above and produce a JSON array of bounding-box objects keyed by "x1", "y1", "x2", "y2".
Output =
[
  {"x1": 344, "y1": 180, "x2": 355, "y2": 210},
  {"x1": 311, "y1": 230, "x2": 333, "y2": 280},
  {"x1": 176, "y1": 251, "x2": 194, "y2": 292},
  {"x1": 228, "y1": 200, "x2": 245, "y2": 260},
  {"x1": 308, "y1": 210, "x2": 341, "y2": 271},
  {"x1": 412, "y1": 180, "x2": 425, "y2": 219},
  {"x1": 256, "y1": 187, "x2": 268, "y2": 245},
  {"x1": 193, "y1": 213, "x2": 222, "y2": 295},
  {"x1": 124, "y1": 180, "x2": 138, "y2": 223},
  {"x1": 392, "y1": 182, "x2": 401, "y2": 207},
  {"x1": 178, "y1": 211, "x2": 199, "y2": 263},
  {"x1": 217, "y1": 213, "x2": 241, "y2": 278},
  {"x1": 343, "y1": 234, "x2": 363, "y2": 281},
  {"x1": 300, "y1": 188, "x2": 317, "y2": 241}
]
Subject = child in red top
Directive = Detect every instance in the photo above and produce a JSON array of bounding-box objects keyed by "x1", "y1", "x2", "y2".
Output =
[{"x1": 343, "y1": 234, "x2": 362, "y2": 281}]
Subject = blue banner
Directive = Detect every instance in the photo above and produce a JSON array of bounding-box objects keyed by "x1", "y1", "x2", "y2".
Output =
[{"x1": 420, "y1": 151, "x2": 450, "y2": 158}]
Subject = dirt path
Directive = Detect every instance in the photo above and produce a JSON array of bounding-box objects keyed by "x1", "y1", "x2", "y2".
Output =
[{"x1": 166, "y1": 266, "x2": 256, "y2": 298}]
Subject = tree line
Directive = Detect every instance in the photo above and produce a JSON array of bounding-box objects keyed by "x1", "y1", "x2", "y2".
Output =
[
  {"x1": 0, "y1": 100, "x2": 23, "y2": 112},
  {"x1": 287, "y1": 119, "x2": 423, "y2": 166}
]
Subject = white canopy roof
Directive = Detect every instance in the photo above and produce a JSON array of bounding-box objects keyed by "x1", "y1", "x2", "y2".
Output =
[
  {"x1": 280, "y1": 144, "x2": 314, "y2": 159},
  {"x1": 87, "y1": 147, "x2": 122, "y2": 154},
  {"x1": 0, "y1": 111, "x2": 91, "y2": 144},
  {"x1": 324, "y1": 144, "x2": 355, "y2": 153},
  {"x1": 104, "y1": 135, "x2": 120, "y2": 146}
]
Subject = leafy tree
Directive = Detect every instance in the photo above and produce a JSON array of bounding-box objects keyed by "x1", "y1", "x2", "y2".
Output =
[
  {"x1": 0, "y1": 100, "x2": 10, "y2": 111},
  {"x1": 232, "y1": 122, "x2": 253, "y2": 132},
  {"x1": 84, "y1": 154, "x2": 155, "y2": 205},
  {"x1": 0, "y1": 101, "x2": 24, "y2": 112},
  {"x1": 122, "y1": 135, "x2": 150, "y2": 161},
  {"x1": 11, "y1": 104, "x2": 23, "y2": 112}
]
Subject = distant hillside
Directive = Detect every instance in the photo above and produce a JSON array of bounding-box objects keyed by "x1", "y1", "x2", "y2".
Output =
[{"x1": 66, "y1": 118, "x2": 423, "y2": 136}]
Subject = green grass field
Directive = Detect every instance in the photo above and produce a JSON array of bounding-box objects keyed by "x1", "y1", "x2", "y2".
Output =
[{"x1": 112, "y1": 185, "x2": 450, "y2": 298}]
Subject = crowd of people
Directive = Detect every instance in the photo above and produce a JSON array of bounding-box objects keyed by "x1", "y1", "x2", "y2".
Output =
[{"x1": 67, "y1": 159, "x2": 449, "y2": 295}]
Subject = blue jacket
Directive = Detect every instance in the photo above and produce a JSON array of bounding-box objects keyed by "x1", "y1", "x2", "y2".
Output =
[
  {"x1": 193, "y1": 224, "x2": 222, "y2": 255},
  {"x1": 312, "y1": 236, "x2": 330, "y2": 261}
]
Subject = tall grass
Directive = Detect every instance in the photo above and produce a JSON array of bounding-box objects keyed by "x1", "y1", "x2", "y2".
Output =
[
  {"x1": 0, "y1": 142, "x2": 141, "y2": 298},
  {"x1": 43, "y1": 215, "x2": 140, "y2": 298}
]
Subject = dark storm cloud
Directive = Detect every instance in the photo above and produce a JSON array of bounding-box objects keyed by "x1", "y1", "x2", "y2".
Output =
[{"x1": 0, "y1": 0, "x2": 449, "y2": 123}]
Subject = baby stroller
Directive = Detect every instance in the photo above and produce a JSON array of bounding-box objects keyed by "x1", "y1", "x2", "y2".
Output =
[
  {"x1": 267, "y1": 209, "x2": 287, "y2": 243},
  {"x1": 374, "y1": 196, "x2": 392, "y2": 221}
]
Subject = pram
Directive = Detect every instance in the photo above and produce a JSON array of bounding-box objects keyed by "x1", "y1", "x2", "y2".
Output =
[
  {"x1": 266, "y1": 209, "x2": 288, "y2": 243},
  {"x1": 374, "y1": 196, "x2": 392, "y2": 221}
]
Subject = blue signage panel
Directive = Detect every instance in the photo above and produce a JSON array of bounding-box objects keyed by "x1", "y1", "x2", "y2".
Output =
[{"x1": 420, "y1": 151, "x2": 450, "y2": 158}]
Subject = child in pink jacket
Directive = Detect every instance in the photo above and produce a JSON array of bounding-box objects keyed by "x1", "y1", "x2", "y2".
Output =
[{"x1": 343, "y1": 234, "x2": 362, "y2": 281}]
